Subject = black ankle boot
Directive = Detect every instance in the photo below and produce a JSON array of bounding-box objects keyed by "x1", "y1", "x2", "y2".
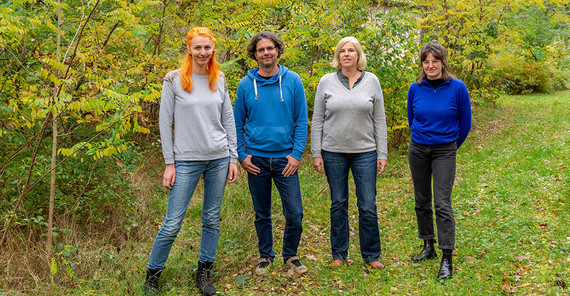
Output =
[
  {"x1": 144, "y1": 268, "x2": 162, "y2": 296},
  {"x1": 438, "y1": 253, "x2": 453, "y2": 279},
  {"x1": 411, "y1": 239, "x2": 437, "y2": 262},
  {"x1": 196, "y1": 261, "x2": 216, "y2": 296}
]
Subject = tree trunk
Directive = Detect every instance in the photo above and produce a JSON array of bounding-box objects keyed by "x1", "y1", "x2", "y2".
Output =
[
  {"x1": 47, "y1": 0, "x2": 62, "y2": 268},
  {"x1": 152, "y1": 0, "x2": 168, "y2": 57}
]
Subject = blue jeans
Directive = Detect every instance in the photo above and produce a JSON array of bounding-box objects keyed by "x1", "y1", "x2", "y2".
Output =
[
  {"x1": 322, "y1": 150, "x2": 381, "y2": 263},
  {"x1": 408, "y1": 139, "x2": 456, "y2": 250},
  {"x1": 147, "y1": 157, "x2": 229, "y2": 269},
  {"x1": 247, "y1": 156, "x2": 303, "y2": 260}
]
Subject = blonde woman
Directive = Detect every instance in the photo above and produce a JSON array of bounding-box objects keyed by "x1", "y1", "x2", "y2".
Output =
[{"x1": 311, "y1": 36, "x2": 388, "y2": 269}]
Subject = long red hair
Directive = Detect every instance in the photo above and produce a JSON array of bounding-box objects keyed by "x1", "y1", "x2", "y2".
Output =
[{"x1": 180, "y1": 27, "x2": 220, "y2": 92}]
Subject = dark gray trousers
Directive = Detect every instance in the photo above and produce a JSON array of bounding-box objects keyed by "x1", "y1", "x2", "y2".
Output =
[{"x1": 408, "y1": 139, "x2": 457, "y2": 250}]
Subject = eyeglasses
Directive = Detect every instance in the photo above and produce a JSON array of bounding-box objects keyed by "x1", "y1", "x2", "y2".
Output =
[
  {"x1": 256, "y1": 46, "x2": 276, "y2": 53},
  {"x1": 422, "y1": 60, "x2": 441, "y2": 66}
]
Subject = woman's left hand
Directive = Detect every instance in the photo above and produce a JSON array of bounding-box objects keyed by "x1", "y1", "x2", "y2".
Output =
[
  {"x1": 227, "y1": 163, "x2": 238, "y2": 183},
  {"x1": 377, "y1": 159, "x2": 387, "y2": 175},
  {"x1": 312, "y1": 157, "x2": 324, "y2": 173}
]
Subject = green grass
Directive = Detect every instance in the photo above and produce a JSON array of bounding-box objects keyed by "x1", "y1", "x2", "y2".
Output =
[{"x1": 3, "y1": 91, "x2": 569, "y2": 295}]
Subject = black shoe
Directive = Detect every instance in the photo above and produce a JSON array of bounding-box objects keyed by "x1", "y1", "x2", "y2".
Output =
[
  {"x1": 144, "y1": 268, "x2": 162, "y2": 296},
  {"x1": 196, "y1": 261, "x2": 216, "y2": 296},
  {"x1": 411, "y1": 239, "x2": 437, "y2": 262},
  {"x1": 437, "y1": 253, "x2": 453, "y2": 280}
]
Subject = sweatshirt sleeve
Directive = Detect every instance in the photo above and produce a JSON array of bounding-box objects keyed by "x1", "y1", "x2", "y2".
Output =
[
  {"x1": 220, "y1": 75, "x2": 238, "y2": 163},
  {"x1": 159, "y1": 80, "x2": 175, "y2": 164},
  {"x1": 234, "y1": 80, "x2": 248, "y2": 162},
  {"x1": 456, "y1": 81, "x2": 472, "y2": 149},
  {"x1": 310, "y1": 76, "x2": 327, "y2": 158},
  {"x1": 290, "y1": 75, "x2": 309, "y2": 161},
  {"x1": 372, "y1": 75, "x2": 388, "y2": 160}
]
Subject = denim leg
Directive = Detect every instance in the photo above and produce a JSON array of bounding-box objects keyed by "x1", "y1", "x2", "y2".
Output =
[
  {"x1": 408, "y1": 140, "x2": 436, "y2": 241},
  {"x1": 272, "y1": 157, "x2": 303, "y2": 259},
  {"x1": 147, "y1": 161, "x2": 204, "y2": 270},
  {"x1": 248, "y1": 156, "x2": 275, "y2": 259},
  {"x1": 198, "y1": 157, "x2": 230, "y2": 262},
  {"x1": 431, "y1": 143, "x2": 457, "y2": 250},
  {"x1": 322, "y1": 151, "x2": 350, "y2": 261},
  {"x1": 350, "y1": 151, "x2": 381, "y2": 263}
]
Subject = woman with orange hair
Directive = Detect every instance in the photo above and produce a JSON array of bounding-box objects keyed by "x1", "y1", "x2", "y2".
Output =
[{"x1": 144, "y1": 27, "x2": 237, "y2": 296}]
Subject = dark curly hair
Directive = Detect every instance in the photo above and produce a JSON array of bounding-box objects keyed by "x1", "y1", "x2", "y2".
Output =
[{"x1": 246, "y1": 31, "x2": 285, "y2": 60}]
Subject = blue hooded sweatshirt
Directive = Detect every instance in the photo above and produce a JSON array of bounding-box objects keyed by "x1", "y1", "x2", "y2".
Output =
[
  {"x1": 234, "y1": 64, "x2": 308, "y2": 162},
  {"x1": 407, "y1": 78, "x2": 472, "y2": 148}
]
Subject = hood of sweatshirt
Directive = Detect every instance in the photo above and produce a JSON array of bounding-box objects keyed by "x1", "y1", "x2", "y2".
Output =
[{"x1": 247, "y1": 64, "x2": 289, "y2": 85}]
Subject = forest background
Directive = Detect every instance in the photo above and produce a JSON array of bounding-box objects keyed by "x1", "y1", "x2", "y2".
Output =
[{"x1": 1, "y1": 0, "x2": 569, "y2": 294}]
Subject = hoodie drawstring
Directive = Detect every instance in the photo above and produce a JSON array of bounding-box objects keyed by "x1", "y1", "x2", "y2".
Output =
[
  {"x1": 254, "y1": 79, "x2": 258, "y2": 100},
  {"x1": 279, "y1": 75, "x2": 283, "y2": 102},
  {"x1": 253, "y1": 75, "x2": 284, "y2": 102}
]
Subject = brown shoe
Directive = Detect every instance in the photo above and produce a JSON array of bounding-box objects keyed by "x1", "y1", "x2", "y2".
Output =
[
  {"x1": 285, "y1": 256, "x2": 308, "y2": 274},
  {"x1": 254, "y1": 257, "x2": 272, "y2": 275},
  {"x1": 330, "y1": 260, "x2": 342, "y2": 268},
  {"x1": 369, "y1": 261, "x2": 385, "y2": 269}
]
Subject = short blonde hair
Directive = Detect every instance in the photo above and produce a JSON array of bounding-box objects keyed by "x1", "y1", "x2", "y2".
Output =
[{"x1": 330, "y1": 36, "x2": 367, "y2": 70}]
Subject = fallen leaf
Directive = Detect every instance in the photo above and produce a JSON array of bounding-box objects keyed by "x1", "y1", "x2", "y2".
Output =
[{"x1": 516, "y1": 255, "x2": 530, "y2": 261}]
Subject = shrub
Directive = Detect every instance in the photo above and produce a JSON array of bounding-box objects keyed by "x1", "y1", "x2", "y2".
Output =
[{"x1": 488, "y1": 51, "x2": 557, "y2": 94}]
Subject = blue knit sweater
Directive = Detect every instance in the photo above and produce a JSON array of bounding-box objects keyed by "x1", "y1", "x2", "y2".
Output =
[{"x1": 407, "y1": 78, "x2": 472, "y2": 148}]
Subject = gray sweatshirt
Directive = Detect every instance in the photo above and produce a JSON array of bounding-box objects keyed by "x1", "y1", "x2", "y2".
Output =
[
  {"x1": 159, "y1": 69, "x2": 237, "y2": 164},
  {"x1": 311, "y1": 71, "x2": 388, "y2": 159}
]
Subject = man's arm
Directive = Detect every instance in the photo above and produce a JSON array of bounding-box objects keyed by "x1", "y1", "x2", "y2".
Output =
[
  {"x1": 283, "y1": 74, "x2": 308, "y2": 177},
  {"x1": 234, "y1": 80, "x2": 261, "y2": 175},
  {"x1": 289, "y1": 74, "x2": 308, "y2": 161}
]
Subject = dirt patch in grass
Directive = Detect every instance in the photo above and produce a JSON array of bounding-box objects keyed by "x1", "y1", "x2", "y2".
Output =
[{"x1": 470, "y1": 105, "x2": 514, "y2": 147}]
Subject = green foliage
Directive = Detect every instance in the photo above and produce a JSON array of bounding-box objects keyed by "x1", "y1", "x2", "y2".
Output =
[
  {"x1": 0, "y1": 0, "x2": 159, "y2": 246},
  {"x1": 51, "y1": 245, "x2": 77, "y2": 281},
  {"x1": 489, "y1": 3, "x2": 570, "y2": 94},
  {"x1": 414, "y1": 0, "x2": 570, "y2": 101},
  {"x1": 1, "y1": 135, "x2": 143, "y2": 227},
  {"x1": 488, "y1": 51, "x2": 555, "y2": 94}
]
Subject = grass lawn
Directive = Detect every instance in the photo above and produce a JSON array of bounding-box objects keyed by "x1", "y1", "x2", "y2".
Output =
[{"x1": 6, "y1": 91, "x2": 569, "y2": 295}]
